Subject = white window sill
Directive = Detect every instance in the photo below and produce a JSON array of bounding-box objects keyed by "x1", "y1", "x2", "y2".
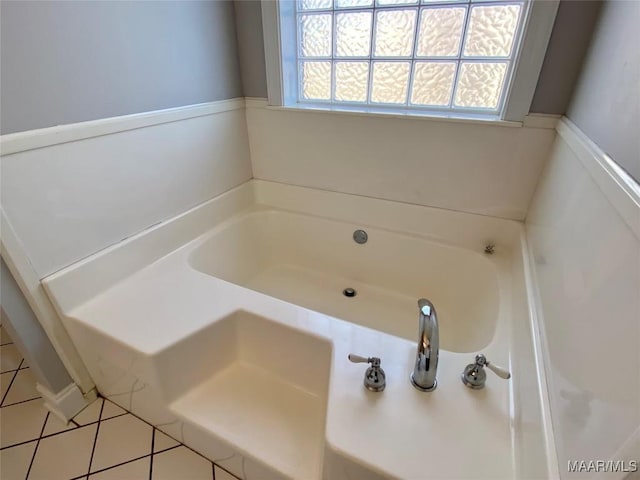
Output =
[
  {"x1": 244, "y1": 98, "x2": 560, "y2": 129},
  {"x1": 262, "y1": 101, "x2": 522, "y2": 127}
]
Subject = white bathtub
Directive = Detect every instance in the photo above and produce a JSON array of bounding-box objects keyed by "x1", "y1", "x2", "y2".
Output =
[
  {"x1": 43, "y1": 180, "x2": 554, "y2": 480},
  {"x1": 190, "y1": 209, "x2": 499, "y2": 353}
]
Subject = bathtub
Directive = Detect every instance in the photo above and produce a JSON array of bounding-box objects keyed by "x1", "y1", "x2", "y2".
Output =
[
  {"x1": 43, "y1": 179, "x2": 554, "y2": 480},
  {"x1": 190, "y1": 209, "x2": 499, "y2": 353}
]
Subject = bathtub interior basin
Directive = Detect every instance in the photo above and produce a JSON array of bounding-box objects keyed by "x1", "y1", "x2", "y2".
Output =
[
  {"x1": 166, "y1": 310, "x2": 332, "y2": 480},
  {"x1": 189, "y1": 209, "x2": 500, "y2": 353}
]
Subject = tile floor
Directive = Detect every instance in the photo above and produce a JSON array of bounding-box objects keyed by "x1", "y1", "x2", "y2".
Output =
[{"x1": 0, "y1": 325, "x2": 239, "y2": 480}]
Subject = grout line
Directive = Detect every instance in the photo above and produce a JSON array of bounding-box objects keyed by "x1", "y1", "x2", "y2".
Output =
[
  {"x1": 0, "y1": 438, "x2": 40, "y2": 451},
  {"x1": 105, "y1": 399, "x2": 215, "y2": 465},
  {"x1": 76, "y1": 411, "x2": 128, "y2": 428},
  {"x1": 1, "y1": 395, "x2": 42, "y2": 408},
  {"x1": 112, "y1": 408, "x2": 189, "y2": 453},
  {"x1": 0, "y1": 359, "x2": 23, "y2": 406},
  {"x1": 158, "y1": 430, "x2": 209, "y2": 464},
  {"x1": 213, "y1": 463, "x2": 241, "y2": 480},
  {"x1": 2, "y1": 388, "x2": 238, "y2": 480},
  {"x1": 0, "y1": 364, "x2": 31, "y2": 375},
  {"x1": 149, "y1": 428, "x2": 156, "y2": 480},
  {"x1": 0, "y1": 408, "x2": 182, "y2": 455},
  {"x1": 94, "y1": 397, "x2": 105, "y2": 421},
  {"x1": 87, "y1": 396, "x2": 239, "y2": 478},
  {"x1": 25, "y1": 411, "x2": 49, "y2": 478},
  {"x1": 74, "y1": 445, "x2": 182, "y2": 480},
  {"x1": 0, "y1": 410, "x2": 130, "y2": 451},
  {"x1": 152, "y1": 444, "x2": 181, "y2": 457},
  {"x1": 95, "y1": 411, "x2": 129, "y2": 423},
  {"x1": 154, "y1": 445, "x2": 183, "y2": 455},
  {"x1": 86, "y1": 399, "x2": 106, "y2": 476}
]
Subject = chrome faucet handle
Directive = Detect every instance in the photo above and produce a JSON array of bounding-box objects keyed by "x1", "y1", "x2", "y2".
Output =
[
  {"x1": 348, "y1": 354, "x2": 386, "y2": 392},
  {"x1": 348, "y1": 354, "x2": 373, "y2": 363},
  {"x1": 461, "y1": 354, "x2": 511, "y2": 389}
]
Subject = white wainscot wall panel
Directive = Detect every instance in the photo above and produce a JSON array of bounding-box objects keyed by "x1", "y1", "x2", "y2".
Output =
[
  {"x1": 1, "y1": 104, "x2": 252, "y2": 278},
  {"x1": 246, "y1": 103, "x2": 556, "y2": 220},
  {"x1": 526, "y1": 122, "x2": 640, "y2": 479}
]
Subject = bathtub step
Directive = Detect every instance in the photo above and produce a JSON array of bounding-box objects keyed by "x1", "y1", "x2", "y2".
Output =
[{"x1": 170, "y1": 362, "x2": 326, "y2": 480}]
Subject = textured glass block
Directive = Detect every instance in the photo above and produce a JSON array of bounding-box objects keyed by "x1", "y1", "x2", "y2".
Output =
[
  {"x1": 416, "y1": 7, "x2": 465, "y2": 57},
  {"x1": 410, "y1": 62, "x2": 456, "y2": 106},
  {"x1": 336, "y1": 0, "x2": 373, "y2": 7},
  {"x1": 335, "y1": 62, "x2": 369, "y2": 102},
  {"x1": 454, "y1": 62, "x2": 507, "y2": 109},
  {"x1": 370, "y1": 62, "x2": 410, "y2": 103},
  {"x1": 299, "y1": 0, "x2": 332, "y2": 10},
  {"x1": 301, "y1": 61, "x2": 332, "y2": 100},
  {"x1": 378, "y1": 0, "x2": 418, "y2": 5},
  {"x1": 336, "y1": 12, "x2": 373, "y2": 57},
  {"x1": 300, "y1": 14, "x2": 332, "y2": 57},
  {"x1": 374, "y1": 9, "x2": 417, "y2": 57},
  {"x1": 464, "y1": 5, "x2": 520, "y2": 57}
]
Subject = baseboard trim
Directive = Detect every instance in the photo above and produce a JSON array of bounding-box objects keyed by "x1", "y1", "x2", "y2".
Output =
[
  {"x1": 36, "y1": 382, "x2": 88, "y2": 423},
  {"x1": 0, "y1": 97, "x2": 246, "y2": 156},
  {"x1": 1, "y1": 209, "x2": 95, "y2": 393}
]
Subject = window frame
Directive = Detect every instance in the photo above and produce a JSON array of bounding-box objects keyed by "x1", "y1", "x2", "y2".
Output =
[{"x1": 261, "y1": 0, "x2": 559, "y2": 122}]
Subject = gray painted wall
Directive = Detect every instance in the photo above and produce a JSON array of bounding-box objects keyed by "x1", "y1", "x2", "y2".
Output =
[
  {"x1": 1, "y1": 259, "x2": 73, "y2": 394},
  {"x1": 529, "y1": 0, "x2": 602, "y2": 114},
  {"x1": 0, "y1": 0, "x2": 242, "y2": 134},
  {"x1": 234, "y1": 0, "x2": 268, "y2": 98},
  {"x1": 566, "y1": 0, "x2": 640, "y2": 182},
  {"x1": 0, "y1": 0, "x2": 602, "y2": 133}
]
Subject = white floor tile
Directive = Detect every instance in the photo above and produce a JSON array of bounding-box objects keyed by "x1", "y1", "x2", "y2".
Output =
[
  {"x1": 91, "y1": 414, "x2": 152, "y2": 472},
  {"x1": 0, "y1": 344, "x2": 23, "y2": 373},
  {"x1": 73, "y1": 397, "x2": 103, "y2": 425},
  {"x1": 0, "y1": 440, "x2": 37, "y2": 480},
  {"x1": 1, "y1": 370, "x2": 14, "y2": 401},
  {"x1": 153, "y1": 429, "x2": 180, "y2": 453},
  {"x1": 0, "y1": 325, "x2": 11, "y2": 345},
  {"x1": 3, "y1": 368, "x2": 40, "y2": 405},
  {"x1": 90, "y1": 456, "x2": 150, "y2": 480},
  {"x1": 42, "y1": 411, "x2": 77, "y2": 436},
  {"x1": 214, "y1": 465, "x2": 240, "y2": 480},
  {"x1": 152, "y1": 446, "x2": 213, "y2": 480},
  {"x1": 0, "y1": 395, "x2": 234, "y2": 480},
  {"x1": 101, "y1": 399, "x2": 126, "y2": 420},
  {"x1": 0, "y1": 399, "x2": 48, "y2": 448},
  {"x1": 29, "y1": 424, "x2": 98, "y2": 480}
]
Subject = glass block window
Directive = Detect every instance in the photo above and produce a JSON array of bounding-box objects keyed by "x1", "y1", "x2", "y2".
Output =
[{"x1": 295, "y1": 0, "x2": 527, "y2": 114}]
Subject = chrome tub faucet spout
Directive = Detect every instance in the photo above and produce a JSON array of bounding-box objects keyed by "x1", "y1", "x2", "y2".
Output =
[{"x1": 411, "y1": 298, "x2": 439, "y2": 392}]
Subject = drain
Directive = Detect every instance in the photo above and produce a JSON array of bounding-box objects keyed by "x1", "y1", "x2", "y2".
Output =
[
  {"x1": 353, "y1": 229, "x2": 368, "y2": 244},
  {"x1": 343, "y1": 287, "x2": 357, "y2": 298}
]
